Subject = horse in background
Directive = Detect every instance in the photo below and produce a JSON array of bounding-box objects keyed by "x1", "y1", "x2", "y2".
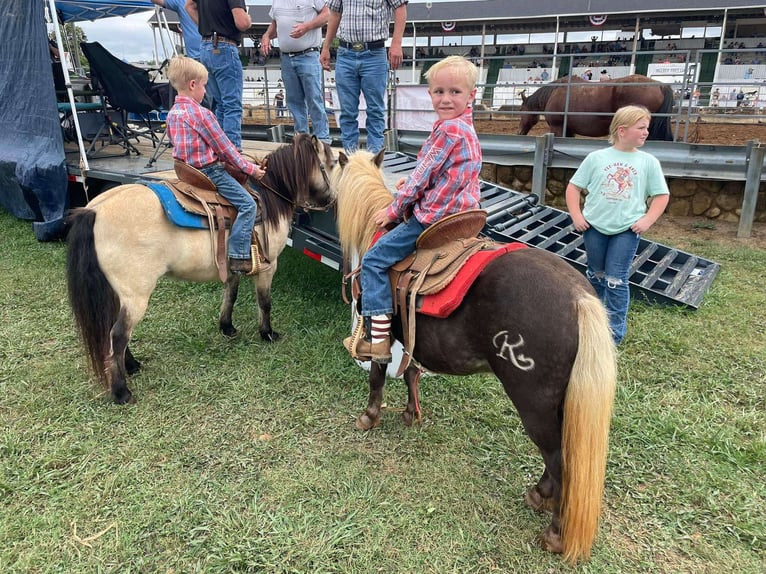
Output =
[
  {"x1": 519, "y1": 74, "x2": 674, "y2": 140},
  {"x1": 66, "y1": 134, "x2": 337, "y2": 404},
  {"x1": 333, "y1": 150, "x2": 617, "y2": 564}
]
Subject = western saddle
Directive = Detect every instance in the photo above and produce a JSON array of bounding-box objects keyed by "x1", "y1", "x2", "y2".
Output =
[{"x1": 164, "y1": 160, "x2": 269, "y2": 281}]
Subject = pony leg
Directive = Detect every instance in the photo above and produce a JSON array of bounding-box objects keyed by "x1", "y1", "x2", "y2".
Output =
[
  {"x1": 355, "y1": 361, "x2": 387, "y2": 431},
  {"x1": 125, "y1": 346, "x2": 142, "y2": 376},
  {"x1": 525, "y1": 468, "x2": 556, "y2": 513},
  {"x1": 107, "y1": 308, "x2": 136, "y2": 404},
  {"x1": 219, "y1": 274, "x2": 241, "y2": 338},
  {"x1": 254, "y1": 270, "x2": 280, "y2": 342},
  {"x1": 402, "y1": 366, "x2": 422, "y2": 427}
]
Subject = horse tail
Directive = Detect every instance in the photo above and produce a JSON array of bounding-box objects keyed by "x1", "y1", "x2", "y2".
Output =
[
  {"x1": 560, "y1": 294, "x2": 617, "y2": 564},
  {"x1": 66, "y1": 208, "x2": 120, "y2": 388},
  {"x1": 649, "y1": 84, "x2": 674, "y2": 141}
]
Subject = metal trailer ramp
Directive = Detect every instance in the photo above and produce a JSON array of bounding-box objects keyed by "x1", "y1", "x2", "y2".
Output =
[{"x1": 289, "y1": 152, "x2": 720, "y2": 309}]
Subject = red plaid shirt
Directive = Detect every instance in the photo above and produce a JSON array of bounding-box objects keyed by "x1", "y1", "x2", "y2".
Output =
[
  {"x1": 387, "y1": 108, "x2": 482, "y2": 225},
  {"x1": 167, "y1": 96, "x2": 258, "y2": 176}
]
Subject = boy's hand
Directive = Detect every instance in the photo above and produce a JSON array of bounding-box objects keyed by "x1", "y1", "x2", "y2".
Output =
[
  {"x1": 395, "y1": 177, "x2": 406, "y2": 190},
  {"x1": 373, "y1": 207, "x2": 393, "y2": 227},
  {"x1": 252, "y1": 163, "x2": 266, "y2": 180}
]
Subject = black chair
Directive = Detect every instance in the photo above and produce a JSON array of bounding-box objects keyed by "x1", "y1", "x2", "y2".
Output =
[{"x1": 80, "y1": 41, "x2": 169, "y2": 157}]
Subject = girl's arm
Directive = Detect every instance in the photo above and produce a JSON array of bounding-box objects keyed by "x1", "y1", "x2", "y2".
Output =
[
  {"x1": 632, "y1": 194, "x2": 669, "y2": 234},
  {"x1": 565, "y1": 183, "x2": 589, "y2": 232}
]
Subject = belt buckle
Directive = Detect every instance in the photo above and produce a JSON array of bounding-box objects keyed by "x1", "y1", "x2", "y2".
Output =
[{"x1": 352, "y1": 42, "x2": 364, "y2": 51}]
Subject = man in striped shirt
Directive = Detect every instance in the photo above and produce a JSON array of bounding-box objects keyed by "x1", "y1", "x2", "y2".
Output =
[
  {"x1": 344, "y1": 56, "x2": 482, "y2": 363},
  {"x1": 166, "y1": 56, "x2": 267, "y2": 275},
  {"x1": 320, "y1": 0, "x2": 407, "y2": 154}
]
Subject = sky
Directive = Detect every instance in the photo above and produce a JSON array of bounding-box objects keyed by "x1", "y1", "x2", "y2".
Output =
[{"x1": 74, "y1": 0, "x2": 470, "y2": 63}]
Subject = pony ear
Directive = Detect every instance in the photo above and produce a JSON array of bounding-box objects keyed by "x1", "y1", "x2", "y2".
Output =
[
  {"x1": 338, "y1": 152, "x2": 348, "y2": 167},
  {"x1": 373, "y1": 149, "x2": 385, "y2": 168},
  {"x1": 520, "y1": 89, "x2": 528, "y2": 103}
]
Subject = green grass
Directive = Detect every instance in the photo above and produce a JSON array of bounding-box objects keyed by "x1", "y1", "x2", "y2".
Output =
[{"x1": 1, "y1": 208, "x2": 764, "y2": 573}]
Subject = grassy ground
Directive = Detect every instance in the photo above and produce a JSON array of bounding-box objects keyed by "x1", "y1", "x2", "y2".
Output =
[{"x1": 0, "y1": 208, "x2": 764, "y2": 573}]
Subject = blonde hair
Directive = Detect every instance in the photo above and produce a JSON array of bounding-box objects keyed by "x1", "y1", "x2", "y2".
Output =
[
  {"x1": 425, "y1": 55, "x2": 478, "y2": 90},
  {"x1": 609, "y1": 105, "x2": 651, "y2": 144},
  {"x1": 167, "y1": 55, "x2": 208, "y2": 91}
]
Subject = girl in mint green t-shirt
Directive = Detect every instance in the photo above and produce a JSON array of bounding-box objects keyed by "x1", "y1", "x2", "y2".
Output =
[{"x1": 565, "y1": 105, "x2": 669, "y2": 345}]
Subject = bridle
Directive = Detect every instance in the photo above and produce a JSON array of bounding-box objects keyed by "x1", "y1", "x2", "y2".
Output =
[{"x1": 253, "y1": 141, "x2": 336, "y2": 213}]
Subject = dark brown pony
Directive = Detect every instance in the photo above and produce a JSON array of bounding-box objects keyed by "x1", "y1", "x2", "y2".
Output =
[
  {"x1": 333, "y1": 151, "x2": 617, "y2": 564},
  {"x1": 519, "y1": 74, "x2": 674, "y2": 140},
  {"x1": 66, "y1": 134, "x2": 337, "y2": 404}
]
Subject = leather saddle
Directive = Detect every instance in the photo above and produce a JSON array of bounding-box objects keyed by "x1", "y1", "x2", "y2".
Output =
[
  {"x1": 163, "y1": 160, "x2": 268, "y2": 281},
  {"x1": 351, "y1": 209, "x2": 495, "y2": 376}
]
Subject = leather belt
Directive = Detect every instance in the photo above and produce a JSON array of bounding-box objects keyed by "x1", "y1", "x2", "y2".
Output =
[
  {"x1": 202, "y1": 33, "x2": 238, "y2": 46},
  {"x1": 339, "y1": 39, "x2": 385, "y2": 51},
  {"x1": 198, "y1": 160, "x2": 223, "y2": 170},
  {"x1": 285, "y1": 47, "x2": 319, "y2": 57}
]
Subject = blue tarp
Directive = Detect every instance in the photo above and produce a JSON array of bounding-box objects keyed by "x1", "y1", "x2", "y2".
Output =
[
  {"x1": 56, "y1": 0, "x2": 154, "y2": 23},
  {"x1": 0, "y1": 0, "x2": 68, "y2": 240}
]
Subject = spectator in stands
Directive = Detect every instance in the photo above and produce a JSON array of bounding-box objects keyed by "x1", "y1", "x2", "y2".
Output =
[
  {"x1": 540, "y1": 68, "x2": 549, "y2": 82},
  {"x1": 582, "y1": 68, "x2": 593, "y2": 80},
  {"x1": 152, "y1": 0, "x2": 201, "y2": 60},
  {"x1": 711, "y1": 88, "x2": 720, "y2": 107},
  {"x1": 736, "y1": 89, "x2": 745, "y2": 107},
  {"x1": 600, "y1": 69, "x2": 611, "y2": 82},
  {"x1": 565, "y1": 105, "x2": 669, "y2": 345},
  {"x1": 745, "y1": 67, "x2": 754, "y2": 79},
  {"x1": 261, "y1": 0, "x2": 331, "y2": 143},
  {"x1": 320, "y1": 0, "x2": 407, "y2": 154}
]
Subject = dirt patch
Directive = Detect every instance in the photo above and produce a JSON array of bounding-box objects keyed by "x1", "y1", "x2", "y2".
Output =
[
  {"x1": 244, "y1": 107, "x2": 765, "y2": 146},
  {"x1": 644, "y1": 214, "x2": 766, "y2": 250}
]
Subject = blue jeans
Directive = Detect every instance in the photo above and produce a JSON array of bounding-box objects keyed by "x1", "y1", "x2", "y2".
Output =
[
  {"x1": 582, "y1": 227, "x2": 640, "y2": 345},
  {"x1": 334, "y1": 46, "x2": 388, "y2": 154},
  {"x1": 280, "y1": 51, "x2": 331, "y2": 143},
  {"x1": 200, "y1": 41, "x2": 243, "y2": 149},
  {"x1": 360, "y1": 218, "x2": 426, "y2": 316},
  {"x1": 201, "y1": 164, "x2": 256, "y2": 260}
]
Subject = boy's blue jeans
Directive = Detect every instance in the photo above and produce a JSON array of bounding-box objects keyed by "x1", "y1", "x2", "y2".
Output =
[
  {"x1": 582, "y1": 227, "x2": 640, "y2": 345},
  {"x1": 201, "y1": 164, "x2": 256, "y2": 260},
  {"x1": 360, "y1": 218, "x2": 426, "y2": 317}
]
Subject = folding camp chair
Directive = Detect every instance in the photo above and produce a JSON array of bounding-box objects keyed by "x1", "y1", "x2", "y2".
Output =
[{"x1": 80, "y1": 41, "x2": 169, "y2": 157}]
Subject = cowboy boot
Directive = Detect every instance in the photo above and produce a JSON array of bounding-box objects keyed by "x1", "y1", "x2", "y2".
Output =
[{"x1": 343, "y1": 315, "x2": 392, "y2": 363}]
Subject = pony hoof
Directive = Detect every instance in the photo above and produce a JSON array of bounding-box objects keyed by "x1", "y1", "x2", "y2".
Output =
[
  {"x1": 525, "y1": 486, "x2": 554, "y2": 513},
  {"x1": 112, "y1": 388, "x2": 133, "y2": 405},
  {"x1": 220, "y1": 324, "x2": 238, "y2": 338},
  {"x1": 261, "y1": 330, "x2": 280, "y2": 343},
  {"x1": 540, "y1": 524, "x2": 563, "y2": 554},
  {"x1": 355, "y1": 413, "x2": 380, "y2": 431}
]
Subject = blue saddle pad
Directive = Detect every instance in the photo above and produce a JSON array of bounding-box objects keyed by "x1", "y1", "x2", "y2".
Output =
[{"x1": 146, "y1": 182, "x2": 207, "y2": 229}]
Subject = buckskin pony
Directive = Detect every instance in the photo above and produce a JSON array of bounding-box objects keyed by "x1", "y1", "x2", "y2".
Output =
[
  {"x1": 333, "y1": 150, "x2": 617, "y2": 564},
  {"x1": 66, "y1": 134, "x2": 337, "y2": 404},
  {"x1": 519, "y1": 74, "x2": 674, "y2": 140}
]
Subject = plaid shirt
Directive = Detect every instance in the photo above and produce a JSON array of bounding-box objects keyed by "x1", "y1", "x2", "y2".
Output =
[
  {"x1": 387, "y1": 108, "x2": 482, "y2": 225},
  {"x1": 166, "y1": 96, "x2": 257, "y2": 175},
  {"x1": 327, "y1": 0, "x2": 407, "y2": 43}
]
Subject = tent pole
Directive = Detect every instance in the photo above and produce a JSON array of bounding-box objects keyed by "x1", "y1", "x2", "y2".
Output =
[{"x1": 48, "y1": 0, "x2": 90, "y2": 174}]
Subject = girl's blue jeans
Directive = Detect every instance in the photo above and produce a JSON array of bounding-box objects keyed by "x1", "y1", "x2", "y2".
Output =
[{"x1": 582, "y1": 226, "x2": 640, "y2": 345}]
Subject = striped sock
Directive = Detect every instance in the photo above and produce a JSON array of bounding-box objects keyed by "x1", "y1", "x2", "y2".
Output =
[{"x1": 370, "y1": 314, "x2": 391, "y2": 344}]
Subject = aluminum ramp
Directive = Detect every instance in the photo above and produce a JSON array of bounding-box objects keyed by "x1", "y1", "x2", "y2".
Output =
[{"x1": 289, "y1": 152, "x2": 720, "y2": 309}]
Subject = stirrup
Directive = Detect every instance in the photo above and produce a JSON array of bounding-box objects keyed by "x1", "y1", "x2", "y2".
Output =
[{"x1": 246, "y1": 241, "x2": 271, "y2": 275}]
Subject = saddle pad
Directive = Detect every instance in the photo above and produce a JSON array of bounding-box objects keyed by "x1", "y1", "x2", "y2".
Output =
[
  {"x1": 419, "y1": 242, "x2": 527, "y2": 318},
  {"x1": 147, "y1": 182, "x2": 207, "y2": 229}
]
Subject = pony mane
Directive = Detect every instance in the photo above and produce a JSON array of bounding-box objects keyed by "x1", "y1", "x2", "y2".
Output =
[
  {"x1": 333, "y1": 151, "x2": 394, "y2": 258},
  {"x1": 253, "y1": 134, "x2": 318, "y2": 228}
]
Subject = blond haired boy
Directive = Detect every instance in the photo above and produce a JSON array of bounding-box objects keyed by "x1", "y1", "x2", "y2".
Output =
[{"x1": 166, "y1": 56, "x2": 266, "y2": 275}]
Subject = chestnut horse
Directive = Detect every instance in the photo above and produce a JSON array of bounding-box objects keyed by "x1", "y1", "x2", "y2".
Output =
[
  {"x1": 333, "y1": 150, "x2": 617, "y2": 564},
  {"x1": 519, "y1": 74, "x2": 674, "y2": 140},
  {"x1": 66, "y1": 134, "x2": 337, "y2": 404}
]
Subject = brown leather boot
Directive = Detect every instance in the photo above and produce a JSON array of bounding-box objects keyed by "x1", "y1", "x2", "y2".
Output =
[
  {"x1": 229, "y1": 257, "x2": 253, "y2": 275},
  {"x1": 343, "y1": 315, "x2": 392, "y2": 363}
]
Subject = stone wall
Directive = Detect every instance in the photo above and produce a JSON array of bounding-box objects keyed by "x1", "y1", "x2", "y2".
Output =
[{"x1": 479, "y1": 164, "x2": 766, "y2": 223}]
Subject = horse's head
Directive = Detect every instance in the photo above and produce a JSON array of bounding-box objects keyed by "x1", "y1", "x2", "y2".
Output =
[
  {"x1": 518, "y1": 88, "x2": 541, "y2": 135},
  {"x1": 297, "y1": 133, "x2": 337, "y2": 210},
  {"x1": 334, "y1": 149, "x2": 394, "y2": 258}
]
